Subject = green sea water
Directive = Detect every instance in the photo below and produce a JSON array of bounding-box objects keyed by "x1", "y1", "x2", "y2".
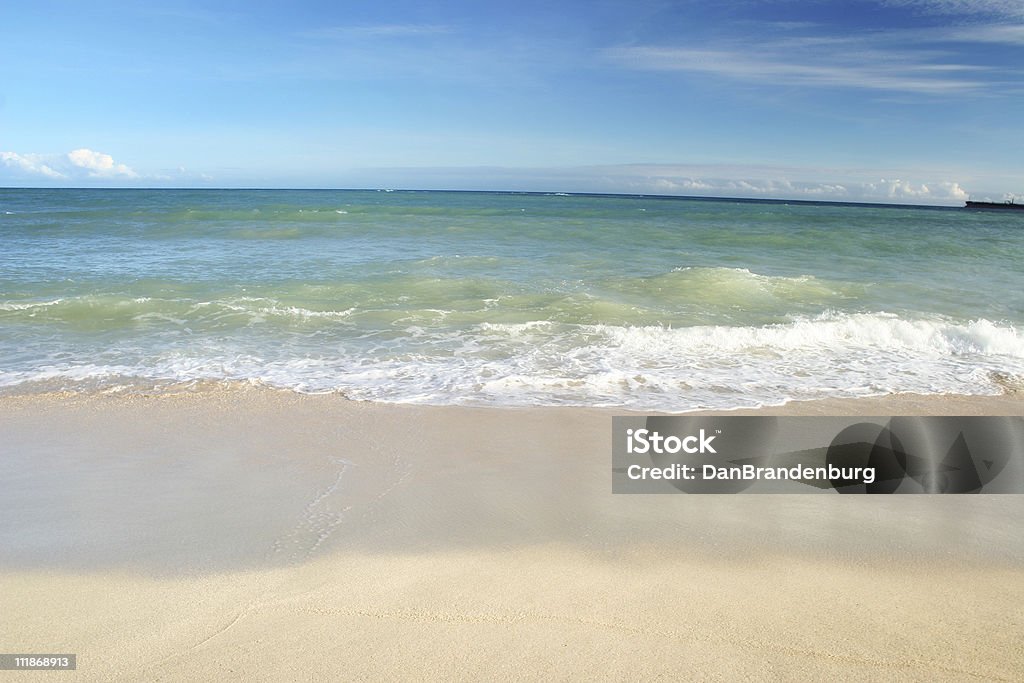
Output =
[{"x1": 1, "y1": 188, "x2": 1022, "y2": 409}]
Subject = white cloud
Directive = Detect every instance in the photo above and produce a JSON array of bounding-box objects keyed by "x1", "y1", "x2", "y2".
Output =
[
  {"x1": 1, "y1": 148, "x2": 138, "y2": 182},
  {"x1": 0, "y1": 151, "x2": 66, "y2": 179},
  {"x1": 862, "y1": 178, "x2": 969, "y2": 201},
  {"x1": 66, "y1": 148, "x2": 137, "y2": 178},
  {"x1": 600, "y1": 166, "x2": 970, "y2": 204}
]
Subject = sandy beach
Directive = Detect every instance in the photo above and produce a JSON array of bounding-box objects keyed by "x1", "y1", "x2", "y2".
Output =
[
  {"x1": 2, "y1": 389, "x2": 1023, "y2": 680},
  {"x1": 6, "y1": 0, "x2": 1024, "y2": 679}
]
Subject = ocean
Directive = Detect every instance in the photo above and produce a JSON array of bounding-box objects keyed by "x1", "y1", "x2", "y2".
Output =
[{"x1": 1, "y1": 188, "x2": 1022, "y2": 410}]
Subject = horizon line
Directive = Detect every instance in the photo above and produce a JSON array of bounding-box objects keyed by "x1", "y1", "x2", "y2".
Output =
[{"x1": 0, "y1": 186, "x2": 965, "y2": 210}]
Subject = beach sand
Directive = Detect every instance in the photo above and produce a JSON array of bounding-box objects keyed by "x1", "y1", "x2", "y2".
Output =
[{"x1": 2, "y1": 389, "x2": 1023, "y2": 680}]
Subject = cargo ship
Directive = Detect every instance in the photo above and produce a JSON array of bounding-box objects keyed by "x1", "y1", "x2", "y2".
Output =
[{"x1": 965, "y1": 198, "x2": 1024, "y2": 210}]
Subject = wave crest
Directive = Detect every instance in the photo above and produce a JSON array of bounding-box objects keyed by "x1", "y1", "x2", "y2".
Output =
[{"x1": 1, "y1": 312, "x2": 1021, "y2": 409}]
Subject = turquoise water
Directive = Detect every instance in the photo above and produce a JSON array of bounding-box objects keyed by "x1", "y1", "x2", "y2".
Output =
[{"x1": 2, "y1": 188, "x2": 1022, "y2": 409}]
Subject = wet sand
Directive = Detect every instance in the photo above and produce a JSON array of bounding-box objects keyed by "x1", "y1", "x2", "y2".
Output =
[{"x1": 1, "y1": 389, "x2": 1022, "y2": 680}]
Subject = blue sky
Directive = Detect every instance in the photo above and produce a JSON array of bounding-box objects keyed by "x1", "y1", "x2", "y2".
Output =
[{"x1": 1, "y1": 0, "x2": 1022, "y2": 204}]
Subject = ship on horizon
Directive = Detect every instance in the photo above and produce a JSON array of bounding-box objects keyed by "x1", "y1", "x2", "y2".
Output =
[{"x1": 965, "y1": 196, "x2": 1024, "y2": 210}]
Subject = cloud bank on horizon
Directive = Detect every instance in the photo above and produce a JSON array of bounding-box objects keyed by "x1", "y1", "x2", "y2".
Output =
[
  {"x1": 1, "y1": 149, "x2": 137, "y2": 180},
  {"x1": 1, "y1": 0, "x2": 1021, "y2": 204}
]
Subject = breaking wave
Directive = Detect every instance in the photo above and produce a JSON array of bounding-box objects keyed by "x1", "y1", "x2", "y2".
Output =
[{"x1": 1, "y1": 312, "x2": 1021, "y2": 410}]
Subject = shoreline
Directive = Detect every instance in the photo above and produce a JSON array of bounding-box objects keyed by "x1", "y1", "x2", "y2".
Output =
[
  {"x1": 2, "y1": 380, "x2": 1022, "y2": 412},
  {"x1": 2, "y1": 388, "x2": 1022, "y2": 679}
]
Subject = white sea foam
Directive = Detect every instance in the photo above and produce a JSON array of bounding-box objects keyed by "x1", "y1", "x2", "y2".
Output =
[
  {"x1": 187, "y1": 299, "x2": 358, "y2": 320},
  {"x1": 0, "y1": 299, "x2": 64, "y2": 311},
  {"x1": 257, "y1": 305, "x2": 358, "y2": 319},
  {"x1": 2, "y1": 312, "x2": 1022, "y2": 410},
  {"x1": 588, "y1": 313, "x2": 1024, "y2": 357}
]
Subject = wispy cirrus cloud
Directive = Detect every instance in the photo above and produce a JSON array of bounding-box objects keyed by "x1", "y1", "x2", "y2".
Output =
[
  {"x1": 301, "y1": 23, "x2": 453, "y2": 40},
  {"x1": 881, "y1": 0, "x2": 1024, "y2": 18},
  {"x1": 941, "y1": 23, "x2": 1024, "y2": 45},
  {"x1": 268, "y1": 20, "x2": 558, "y2": 89},
  {"x1": 606, "y1": 44, "x2": 987, "y2": 94},
  {"x1": 606, "y1": 4, "x2": 1024, "y2": 97}
]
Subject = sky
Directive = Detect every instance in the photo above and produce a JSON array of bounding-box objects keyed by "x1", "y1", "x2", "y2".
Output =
[{"x1": 1, "y1": 0, "x2": 1022, "y2": 204}]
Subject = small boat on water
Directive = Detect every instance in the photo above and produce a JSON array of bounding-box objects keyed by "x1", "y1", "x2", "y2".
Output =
[{"x1": 965, "y1": 197, "x2": 1024, "y2": 210}]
